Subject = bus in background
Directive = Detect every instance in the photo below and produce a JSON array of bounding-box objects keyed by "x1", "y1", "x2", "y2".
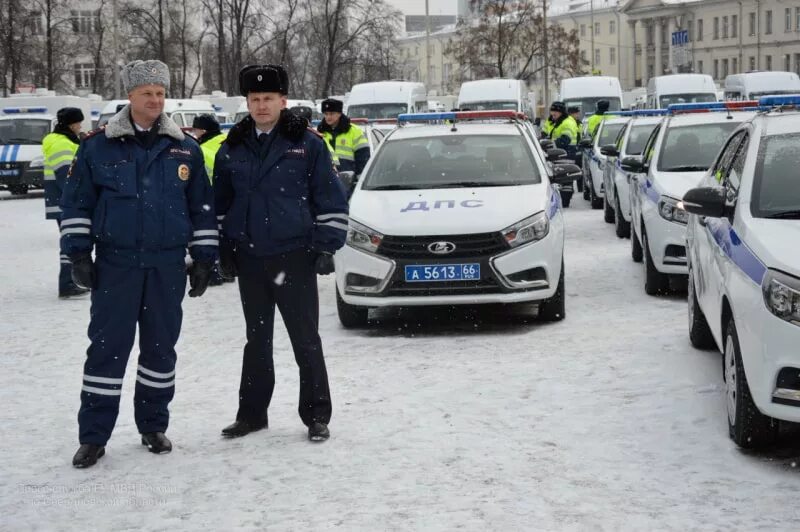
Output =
[
  {"x1": 345, "y1": 81, "x2": 427, "y2": 119},
  {"x1": 646, "y1": 74, "x2": 716, "y2": 109},
  {"x1": 558, "y1": 76, "x2": 623, "y2": 119},
  {"x1": 457, "y1": 79, "x2": 534, "y2": 117},
  {"x1": 724, "y1": 71, "x2": 800, "y2": 100}
]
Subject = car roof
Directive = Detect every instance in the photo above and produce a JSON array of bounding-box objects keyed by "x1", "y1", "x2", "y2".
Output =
[
  {"x1": 0, "y1": 114, "x2": 54, "y2": 121},
  {"x1": 664, "y1": 111, "x2": 757, "y2": 127},
  {"x1": 629, "y1": 116, "x2": 664, "y2": 126},
  {"x1": 602, "y1": 117, "x2": 630, "y2": 125},
  {"x1": 756, "y1": 111, "x2": 800, "y2": 136},
  {"x1": 386, "y1": 121, "x2": 522, "y2": 140}
]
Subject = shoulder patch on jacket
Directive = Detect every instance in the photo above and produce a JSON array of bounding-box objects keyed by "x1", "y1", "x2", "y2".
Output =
[
  {"x1": 82, "y1": 126, "x2": 106, "y2": 140},
  {"x1": 307, "y1": 127, "x2": 323, "y2": 139}
]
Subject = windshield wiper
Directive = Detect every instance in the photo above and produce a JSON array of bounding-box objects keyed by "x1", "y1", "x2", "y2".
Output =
[
  {"x1": 6, "y1": 137, "x2": 36, "y2": 144},
  {"x1": 366, "y1": 184, "x2": 426, "y2": 191},
  {"x1": 763, "y1": 210, "x2": 800, "y2": 219},
  {"x1": 437, "y1": 181, "x2": 519, "y2": 188},
  {"x1": 660, "y1": 165, "x2": 708, "y2": 172}
]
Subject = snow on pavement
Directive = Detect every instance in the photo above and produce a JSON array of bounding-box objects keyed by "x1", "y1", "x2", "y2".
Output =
[{"x1": 1, "y1": 196, "x2": 799, "y2": 531}]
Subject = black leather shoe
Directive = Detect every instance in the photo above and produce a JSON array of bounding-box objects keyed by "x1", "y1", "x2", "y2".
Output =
[
  {"x1": 72, "y1": 444, "x2": 105, "y2": 468},
  {"x1": 59, "y1": 286, "x2": 90, "y2": 299},
  {"x1": 221, "y1": 419, "x2": 268, "y2": 438},
  {"x1": 308, "y1": 422, "x2": 330, "y2": 442},
  {"x1": 141, "y1": 432, "x2": 172, "y2": 454}
]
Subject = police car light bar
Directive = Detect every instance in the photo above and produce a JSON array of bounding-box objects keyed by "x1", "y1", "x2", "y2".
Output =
[
  {"x1": 398, "y1": 110, "x2": 524, "y2": 122},
  {"x1": 667, "y1": 100, "x2": 759, "y2": 113},
  {"x1": 606, "y1": 110, "x2": 668, "y2": 117},
  {"x1": 758, "y1": 94, "x2": 800, "y2": 107},
  {"x1": 2, "y1": 107, "x2": 48, "y2": 114}
]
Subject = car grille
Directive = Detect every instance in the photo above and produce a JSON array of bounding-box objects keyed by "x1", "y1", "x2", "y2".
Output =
[
  {"x1": 377, "y1": 233, "x2": 509, "y2": 259},
  {"x1": 385, "y1": 277, "x2": 503, "y2": 297}
]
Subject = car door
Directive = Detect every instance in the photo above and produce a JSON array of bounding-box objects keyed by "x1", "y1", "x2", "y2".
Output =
[
  {"x1": 631, "y1": 124, "x2": 661, "y2": 240},
  {"x1": 604, "y1": 123, "x2": 627, "y2": 207}
]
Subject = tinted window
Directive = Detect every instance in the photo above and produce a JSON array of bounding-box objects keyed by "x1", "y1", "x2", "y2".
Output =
[
  {"x1": 658, "y1": 93, "x2": 716, "y2": 107},
  {"x1": 657, "y1": 122, "x2": 740, "y2": 172},
  {"x1": 363, "y1": 135, "x2": 540, "y2": 190},
  {"x1": 459, "y1": 100, "x2": 518, "y2": 111},
  {"x1": 0, "y1": 119, "x2": 51, "y2": 144},
  {"x1": 598, "y1": 123, "x2": 625, "y2": 147},
  {"x1": 626, "y1": 124, "x2": 658, "y2": 155},
  {"x1": 348, "y1": 103, "x2": 407, "y2": 119},
  {"x1": 563, "y1": 97, "x2": 622, "y2": 117},
  {"x1": 751, "y1": 133, "x2": 800, "y2": 218}
]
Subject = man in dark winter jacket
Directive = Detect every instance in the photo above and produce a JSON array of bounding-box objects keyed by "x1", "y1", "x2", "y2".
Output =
[
  {"x1": 214, "y1": 64, "x2": 348, "y2": 443},
  {"x1": 61, "y1": 60, "x2": 217, "y2": 468},
  {"x1": 42, "y1": 107, "x2": 89, "y2": 298},
  {"x1": 317, "y1": 98, "x2": 370, "y2": 176}
]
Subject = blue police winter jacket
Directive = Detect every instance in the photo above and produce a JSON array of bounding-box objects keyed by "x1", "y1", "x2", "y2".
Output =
[
  {"x1": 214, "y1": 110, "x2": 349, "y2": 257},
  {"x1": 60, "y1": 106, "x2": 218, "y2": 267}
]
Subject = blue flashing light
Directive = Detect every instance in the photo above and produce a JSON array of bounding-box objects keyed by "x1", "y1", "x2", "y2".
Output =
[
  {"x1": 398, "y1": 110, "x2": 523, "y2": 123},
  {"x1": 667, "y1": 100, "x2": 759, "y2": 113},
  {"x1": 2, "y1": 107, "x2": 48, "y2": 114},
  {"x1": 398, "y1": 112, "x2": 456, "y2": 122},
  {"x1": 91, "y1": 110, "x2": 100, "y2": 116},
  {"x1": 213, "y1": 104, "x2": 223, "y2": 111},
  {"x1": 758, "y1": 94, "x2": 800, "y2": 107}
]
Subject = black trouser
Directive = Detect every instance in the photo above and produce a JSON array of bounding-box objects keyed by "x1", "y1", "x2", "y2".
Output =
[{"x1": 234, "y1": 248, "x2": 331, "y2": 426}]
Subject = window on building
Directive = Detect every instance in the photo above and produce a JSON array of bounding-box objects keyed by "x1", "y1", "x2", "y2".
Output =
[
  {"x1": 732, "y1": 57, "x2": 738, "y2": 74},
  {"x1": 581, "y1": 50, "x2": 587, "y2": 62},
  {"x1": 795, "y1": 54, "x2": 800, "y2": 75},
  {"x1": 796, "y1": 7, "x2": 800, "y2": 31},
  {"x1": 71, "y1": 10, "x2": 100, "y2": 34},
  {"x1": 443, "y1": 63, "x2": 451, "y2": 84},
  {"x1": 749, "y1": 56, "x2": 756, "y2": 71},
  {"x1": 610, "y1": 20, "x2": 616, "y2": 34},
  {"x1": 786, "y1": 8, "x2": 792, "y2": 32},
  {"x1": 595, "y1": 22, "x2": 600, "y2": 36},
  {"x1": 581, "y1": 24, "x2": 586, "y2": 37},
  {"x1": 697, "y1": 60, "x2": 704, "y2": 73},
  {"x1": 74, "y1": 63, "x2": 95, "y2": 89},
  {"x1": 722, "y1": 58, "x2": 729, "y2": 77},
  {"x1": 765, "y1": 10, "x2": 772, "y2": 34},
  {"x1": 732, "y1": 15, "x2": 738, "y2": 38},
  {"x1": 722, "y1": 16, "x2": 728, "y2": 38},
  {"x1": 697, "y1": 19, "x2": 703, "y2": 41},
  {"x1": 749, "y1": 12, "x2": 756, "y2": 35},
  {"x1": 766, "y1": 55, "x2": 772, "y2": 70},
  {"x1": 714, "y1": 17, "x2": 719, "y2": 39},
  {"x1": 595, "y1": 49, "x2": 601, "y2": 66},
  {"x1": 714, "y1": 59, "x2": 719, "y2": 79},
  {"x1": 785, "y1": 54, "x2": 791, "y2": 71},
  {"x1": 610, "y1": 47, "x2": 616, "y2": 65}
]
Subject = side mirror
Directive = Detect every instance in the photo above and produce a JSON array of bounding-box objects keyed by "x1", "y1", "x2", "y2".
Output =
[
  {"x1": 681, "y1": 186, "x2": 729, "y2": 218},
  {"x1": 338, "y1": 170, "x2": 357, "y2": 190},
  {"x1": 540, "y1": 139, "x2": 555, "y2": 150},
  {"x1": 620, "y1": 156, "x2": 646, "y2": 174},
  {"x1": 600, "y1": 144, "x2": 619, "y2": 157},
  {"x1": 552, "y1": 164, "x2": 582, "y2": 185},
  {"x1": 546, "y1": 148, "x2": 567, "y2": 161},
  {"x1": 579, "y1": 138, "x2": 594, "y2": 149}
]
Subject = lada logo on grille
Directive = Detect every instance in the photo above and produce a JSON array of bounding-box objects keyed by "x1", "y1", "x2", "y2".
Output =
[{"x1": 427, "y1": 241, "x2": 456, "y2": 255}]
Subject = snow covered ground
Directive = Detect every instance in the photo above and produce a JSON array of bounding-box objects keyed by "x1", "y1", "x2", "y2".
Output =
[{"x1": 1, "y1": 195, "x2": 799, "y2": 531}]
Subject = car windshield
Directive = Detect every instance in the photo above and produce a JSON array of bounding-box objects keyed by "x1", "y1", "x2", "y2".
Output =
[
  {"x1": 0, "y1": 119, "x2": 51, "y2": 144},
  {"x1": 598, "y1": 123, "x2": 625, "y2": 147},
  {"x1": 564, "y1": 97, "x2": 621, "y2": 118},
  {"x1": 460, "y1": 100, "x2": 518, "y2": 111},
  {"x1": 657, "y1": 122, "x2": 740, "y2": 172},
  {"x1": 362, "y1": 134, "x2": 540, "y2": 190},
  {"x1": 626, "y1": 124, "x2": 658, "y2": 155},
  {"x1": 234, "y1": 111, "x2": 249, "y2": 123},
  {"x1": 347, "y1": 103, "x2": 408, "y2": 119},
  {"x1": 751, "y1": 133, "x2": 800, "y2": 219},
  {"x1": 658, "y1": 93, "x2": 716, "y2": 107}
]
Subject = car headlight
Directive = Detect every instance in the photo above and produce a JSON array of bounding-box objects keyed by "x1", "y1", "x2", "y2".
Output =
[
  {"x1": 762, "y1": 269, "x2": 800, "y2": 326},
  {"x1": 346, "y1": 220, "x2": 383, "y2": 254},
  {"x1": 501, "y1": 211, "x2": 549, "y2": 248},
  {"x1": 29, "y1": 155, "x2": 44, "y2": 169},
  {"x1": 658, "y1": 196, "x2": 688, "y2": 225}
]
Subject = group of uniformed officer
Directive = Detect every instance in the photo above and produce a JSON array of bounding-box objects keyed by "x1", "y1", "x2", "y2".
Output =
[{"x1": 57, "y1": 59, "x2": 356, "y2": 469}]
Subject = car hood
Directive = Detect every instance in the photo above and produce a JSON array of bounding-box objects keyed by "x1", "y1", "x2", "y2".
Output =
[
  {"x1": 652, "y1": 170, "x2": 707, "y2": 200},
  {"x1": 741, "y1": 219, "x2": 800, "y2": 278}
]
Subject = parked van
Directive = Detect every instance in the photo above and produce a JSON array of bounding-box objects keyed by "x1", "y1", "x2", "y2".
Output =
[
  {"x1": 457, "y1": 79, "x2": 534, "y2": 117},
  {"x1": 559, "y1": 76, "x2": 623, "y2": 118},
  {"x1": 345, "y1": 81, "x2": 427, "y2": 119},
  {"x1": 646, "y1": 74, "x2": 716, "y2": 108},
  {"x1": 724, "y1": 71, "x2": 800, "y2": 100},
  {"x1": 233, "y1": 99, "x2": 321, "y2": 124},
  {"x1": 97, "y1": 99, "x2": 216, "y2": 128}
]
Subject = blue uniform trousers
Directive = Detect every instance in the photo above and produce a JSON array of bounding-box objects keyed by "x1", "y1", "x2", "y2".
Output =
[
  {"x1": 56, "y1": 220, "x2": 74, "y2": 293},
  {"x1": 78, "y1": 255, "x2": 186, "y2": 445}
]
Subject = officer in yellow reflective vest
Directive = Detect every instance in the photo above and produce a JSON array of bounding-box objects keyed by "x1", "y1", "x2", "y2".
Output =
[
  {"x1": 42, "y1": 107, "x2": 89, "y2": 298},
  {"x1": 191, "y1": 114, "x2": 226, "y2": 182},
  {"x1": 586, "y1": 100, "x2": 610, "y2": 138},
  {"x1": 548, "y1": 101, "x2": 580, "y2": 207},
  {"x1": 317, "y1": 98, "x2": 370, "y2": 176},
  {"x1": 289, "y1": 106, "x2": 339, "y2": 167}
]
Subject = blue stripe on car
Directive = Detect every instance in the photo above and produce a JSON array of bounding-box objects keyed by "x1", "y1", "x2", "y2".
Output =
[
  {"x1": 704, "y1": 218, "x2": 767, "y2": 285},
  {"x1": 547, "y1": 186, "x2": 560, "y2": 218},
  {"x1": 10, "y1": 144, "x2": 19, "y2": 162},
  {"x1": 640, "y1": 179, "x2": 661, "y2": 203},
  {"x1": 0, "y1": 145, "x2": 8, "y2": 162}
]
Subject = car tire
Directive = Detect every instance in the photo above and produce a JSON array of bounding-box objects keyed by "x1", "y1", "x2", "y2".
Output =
[
  {"x1": 614, "y1": 192, "x2": 631, "y2": 239},
  {"x1": 603, "y1": 195, "x2": 615, "y2": 223},
  {"x1": 538, "y1": 260, "x2": 565, "y2": 322},
  {"x1": 631, "y1": 222, "x2": 643, "y2": 263},
  {"x1": 560, "y1": 190, "x2": 572, "y2": 208},
  {"x1": 589, "y1": 182, "x2": 603, "y2": 209},
  {"x1": 336, "y1": 288, "x2": 369, "y2": 328},
  {"x1": 725, "y1": 318, "x2": 778, "y2": 449},
  {"x1": 642, "y1": 228, "x2": 668, "y2": 296},
  {"x1": 8, "y1": 184, "x2": 28, "y2": 195},
  {"x1": 688, "y1": 263, "x2": 715, "y2": 349},
  {"x1": 575, "y1": 178, "x2": 583, "y2": 192},
  {"x1": 582, "y1": 171, "x2": 591, "y2": 201}
]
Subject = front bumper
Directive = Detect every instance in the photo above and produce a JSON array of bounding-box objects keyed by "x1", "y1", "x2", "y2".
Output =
[
  {"x1": 0, "y1": 162, "x2": 42, "y2": 187},
  {"x1": 642, "y1": 202, "x2": 687, "y2": 275}
]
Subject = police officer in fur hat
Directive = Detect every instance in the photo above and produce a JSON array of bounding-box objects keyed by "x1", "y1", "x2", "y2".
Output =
[
  {"x1": 318, "y1": 98, "x2": 370, "y2": 176},
  {"x1": 61, "y1": 59, "x2": 217, "y2": 468},
  {"x1": 214, "y1": 64, "x2": 348, "y2": 442}
]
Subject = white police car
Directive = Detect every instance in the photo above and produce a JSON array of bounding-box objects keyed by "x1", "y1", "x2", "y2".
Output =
[
  {"x1": 683, "y1": 96, "x2": 800, "y2": 449},
  {"x1": 581, "y1": 116, "x2": 629, "y2": 209},
  {"x1": 0, "y1": 109, "x2": 54, "y2": 195},
  {"x1": 601, "y1": 114, "x2": 663, "y2": 238},
  {"x1": 625, "y1": 102, "x2": 759, "y2": 295},
  {"x1": 334, "y1": 110, "x2": 578, "y2": 327}
]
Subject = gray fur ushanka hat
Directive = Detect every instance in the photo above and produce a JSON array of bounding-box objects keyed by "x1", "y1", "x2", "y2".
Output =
[{"x1": 122, "y1": 60, "x2": 170, "y2": 93}]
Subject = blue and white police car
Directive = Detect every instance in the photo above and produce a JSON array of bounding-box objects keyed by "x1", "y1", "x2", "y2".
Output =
[
  {"x1": 625, "y1": 102, "x2": 759, "y2": 295},
  {"x1": 683, "y1": 95, "x2": 800, "y2": 449},
  {"x1": 601, "y1": 113, "x2": 663, "y2": 238},
  {"x1": 581, "y1": 115, "x2": 629, "y2": 209},
  {"x1": 0, "y1": 107, "x2": 53, "y2": 195},
  {"x1": 334, "y1": 110, "x2": 578, "y2": 327}
]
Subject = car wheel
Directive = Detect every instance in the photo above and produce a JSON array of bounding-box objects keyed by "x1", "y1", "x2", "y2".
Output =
[
  {"x1": 688, "y1": 263, "x2": 715, "y2": 349},
  {"x1": 336, "y1": 288, "x2": 369, "y2": 328},
  {"x1": 8, "y1": 184, "x2": 28, "y2": 195},
  {"x1": 725, "y1": 318, "x2": 777, "y2": 449},
  {"x1": 631, "y1": 222, "x2": 643, "y2": 263},
  {"x1": 560, "y1": 190, "x2": 572, "y2": 208},
  {"x1": 582, "y1": 171, "x2": 591, "y2": 201},
  {"x1": 614, "y1": 192, "x2": 631, "y2": 239},
  {"x1": 642, "y1": 228, "x2": 668, "y2": 295},
  {"x1": 603, "y1": 195, "x2": 615, "y2": 223},
  {"x1": 538, "y1": 260, "x2": 565, "y2": 322}
]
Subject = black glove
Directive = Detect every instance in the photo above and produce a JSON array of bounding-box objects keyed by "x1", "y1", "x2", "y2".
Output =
[
  {"x1": 219, "y1": 240, "x2": 237, "y2": 280},
  {"x1": 70, "y1": 253, "x2": 95, "y2": 290},
  {"x1": 188, "y1": 260, "x2": 214, "y2": 297},
  {"x1": 315, "y1": 252, "x2": 335, "y2": 275}
]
